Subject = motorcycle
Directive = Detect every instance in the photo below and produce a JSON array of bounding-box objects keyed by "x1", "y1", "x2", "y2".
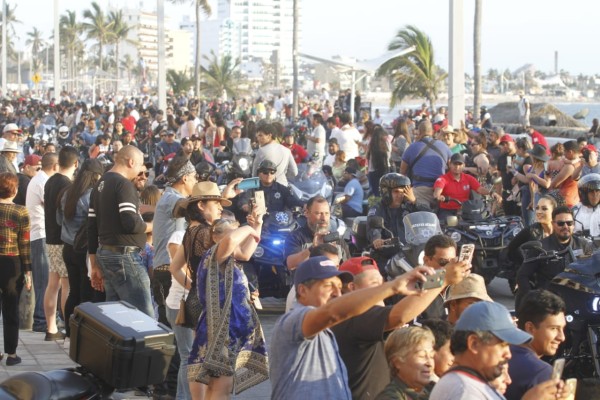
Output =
[
  {"x1": 247, "y1": 211, "x2": 299, "y2": 298},
  {"x1": 289, "y1": 162, "x2": 334, "y2": 203},
  {"x1": 443, "y1": 198, "x2": 523, "y2": 285},
  {"x1": 521, "y1": 242, "x2": 600, "y2": 379},
  {"x1": 351, "y1": 212, "x2": 443, "y2": 278}
]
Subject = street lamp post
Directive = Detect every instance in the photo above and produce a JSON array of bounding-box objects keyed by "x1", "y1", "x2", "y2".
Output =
[
  {"x1": 2, "y1": 0, "x2": 7, "y2": 96},
  {"x1": 157, "y1": 0, "x2": 166, "y2": 111},
  {"x1": 54, "y1": 0, "x2": 60, "y2": 99}
]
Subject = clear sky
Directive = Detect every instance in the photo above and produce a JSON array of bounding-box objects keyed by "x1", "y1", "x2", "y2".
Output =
[{"x1": 8, "y1": 0, "x2": 600, "y2": 76}]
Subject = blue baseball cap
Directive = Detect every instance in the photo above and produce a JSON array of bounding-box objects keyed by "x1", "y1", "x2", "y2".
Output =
[
  {"x1": 455, "y1": 301, "x2": 532, "y2": 345},
  {"x1": 294, "y1": 256, "x2": 353, "y2": 289}
]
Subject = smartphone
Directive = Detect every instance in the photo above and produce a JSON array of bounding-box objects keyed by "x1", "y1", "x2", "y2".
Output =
[
  {"x1": 237, "y1": 177, "x2": 260, "y2": 191},
  {"x1": 254, "y1": 190, "x2": 266, "y2": 215},
  {"x1": 507, "y1": 157, "x2": 513, "y2": 167},
  {"x1": 322, "y1": 231, "x2": 340, "y2": 243},
  {"x1": 565, "y1": 378, "x2": 577, "y2": 400},
  {"x1": 416, "y1": 269, "x2": 446, "y2": 291},
  {"x1": 458, "y1": 244, "x2": 475, "y2": 263},
  {"x1": 551, "y1": 358, "x2": 565, "y2": 380}
]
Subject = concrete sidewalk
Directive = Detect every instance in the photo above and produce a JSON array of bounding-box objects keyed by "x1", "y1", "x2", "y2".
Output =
[{"x1": 0, "y1": 312, "x2": 280, "y2": 399}]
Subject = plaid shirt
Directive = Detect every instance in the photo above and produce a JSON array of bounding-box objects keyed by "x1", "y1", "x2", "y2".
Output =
[{"x1": 0, "y1": 203, "x2": 31, "y2": 271}]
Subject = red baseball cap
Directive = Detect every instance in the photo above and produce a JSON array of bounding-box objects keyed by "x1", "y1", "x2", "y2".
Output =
[
  {"x1": 499, "y1": 134, "x2": 515, "y2": 143},
  {"x1": 339, "y1": 256, "x2": 379, "y2": 276},
  {"x1": 583, "y1": 144, "x2": 598, "y2": 153},
  {"x1": 24, "y1": 154, "x2": 41, "y2": 166}
]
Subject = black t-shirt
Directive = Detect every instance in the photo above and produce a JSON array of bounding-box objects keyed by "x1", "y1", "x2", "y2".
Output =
[
  {"x1": 331, "y1": 306, "x2": 392, "y2": 400},
  {"x1": 88, "y1": 171, "x2": 147, "y2": 253},
  {"x1": 14, "y1": 173, "x2": 31, "y2": 206},
  {"x1": 44, "y1": 173, "x2": 71, "y2": 244}
]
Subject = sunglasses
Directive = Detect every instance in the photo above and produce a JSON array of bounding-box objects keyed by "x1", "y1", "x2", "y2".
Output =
[
  {"x1": 554, "y1": 220, "x2": 574, "y2": 227},
  {"x1": 138, "y1": 171, "x2": 150, "y2": 178},
  {"x1": 259, "y1": 170, "x2": 276, "y2": 175},
  {"x1": 436, "y1": 258, "x2": 451, "y2": 267}
]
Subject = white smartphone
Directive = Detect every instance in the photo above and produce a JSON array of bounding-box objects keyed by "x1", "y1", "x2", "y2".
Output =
[
  {"x1": 507, "y1": 157, "x2": 513, "y2": 167},
  {"x1": 551, "y1": 358, "x2": 565, "y2": 380},
  {"x1": 458, "y1": 244, "x2": 475, "y2": 263},
  {"x1": 254, "y1": 190, "x2": 266, "y2": 215}
]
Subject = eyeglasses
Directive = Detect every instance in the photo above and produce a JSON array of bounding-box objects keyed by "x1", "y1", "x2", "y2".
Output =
[
  {"x1": 259, "y1": 170, "x2": 276, "y2": 175},
  {"x1": 138, "y1": 171, "x2": 150, "y2": 178},
  {"x1": 554, "y1": 220, "x2": 574, "y2": 227}
]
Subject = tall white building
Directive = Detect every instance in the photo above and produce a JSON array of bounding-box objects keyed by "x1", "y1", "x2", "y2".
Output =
[{"x1": 182, "y1": 0, "x2": 299, "y2": 83}]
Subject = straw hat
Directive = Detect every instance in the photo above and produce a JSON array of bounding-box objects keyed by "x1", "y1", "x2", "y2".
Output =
[
  {"x1": 444, "y1": 274, "x2": 493, "y2": 305},
  {"x1": 174, "y1": 181, "x2": 232, "y2": 218}
]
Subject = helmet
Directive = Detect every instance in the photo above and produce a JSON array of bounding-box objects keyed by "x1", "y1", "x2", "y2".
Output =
[
  {"x1": 379, "y1": 173, "x2": 411, "y2": 205},
  {"x1": 578, "y1": 173, "x2": 600, "y2": 207},
  {"x1": 57, "y1": 125, "x2": 69, "y2": 139}
]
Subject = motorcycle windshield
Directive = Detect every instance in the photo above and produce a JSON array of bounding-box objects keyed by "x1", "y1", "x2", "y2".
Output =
[
  {"x1": 403, "y1": 212, "x2": 442, "y2": 246},
  {"x1": 290, "y1": 164, "x2": 332, "y2": 200}
]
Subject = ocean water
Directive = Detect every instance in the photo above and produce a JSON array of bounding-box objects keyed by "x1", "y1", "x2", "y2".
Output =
[{"x1": 376, "y1": 102, "x2": 600, "y2": 128}]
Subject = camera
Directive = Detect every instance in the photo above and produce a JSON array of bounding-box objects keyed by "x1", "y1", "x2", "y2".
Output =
[{"x1": 322, "y1": 231, "x2": 339, "y2": 243}]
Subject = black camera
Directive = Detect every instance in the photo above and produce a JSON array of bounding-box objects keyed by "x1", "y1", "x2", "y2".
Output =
[{"x1": 322, "y1": 231, "x2": 340, "y2": 243}]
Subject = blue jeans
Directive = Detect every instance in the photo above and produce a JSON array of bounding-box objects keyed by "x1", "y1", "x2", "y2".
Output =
[
  {"x1": 30, "y1": 238, "x2": 49, "y2": 329},
  {"x1": 96, "y1": 248, "x2": 154, "y2": 318},
  {"x1": 166, "y1": 306, "x2": 194, "y2": 400}
]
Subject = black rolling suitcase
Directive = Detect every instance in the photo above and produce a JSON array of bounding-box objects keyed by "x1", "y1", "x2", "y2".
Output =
[{"x1": 69, "y1": 301, "x2": 176, "y2": 390}]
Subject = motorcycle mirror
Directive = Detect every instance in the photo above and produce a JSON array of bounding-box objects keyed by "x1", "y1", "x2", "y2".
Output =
[{"x1": 367, "y1": 216, "x2": 385, "y2": 230}]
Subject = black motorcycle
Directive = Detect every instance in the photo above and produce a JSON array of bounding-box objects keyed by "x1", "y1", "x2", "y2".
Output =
[
  {"x1": 444, "y1": 198, "x2": 523, "y2": 285},
  {"x1": 520, "y1": 242, "x2": 600, "y2": 379}
]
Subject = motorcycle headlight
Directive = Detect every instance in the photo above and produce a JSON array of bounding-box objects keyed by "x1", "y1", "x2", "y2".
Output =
[
  {"x1": 254, "y1": 246, "x2": 264, "y2": 258},
  {"x1": 272, "y1": 239, "x2": 282, "y2": 246},
  {"x1": 449, "y1": 231, "x2": 462, "y2": 243},
  {"x1": 511, "y1": 226, "x2": 522, "y2": 237},
  {"x1": 238, "y1": 157, "x2": 249, "y2": 171},
  {"x1": 337, "y1": 220, "x2": 347, "y2": 237},
  {"x1": 590, "y1": 297, "x2": 600, "y2": 313}
]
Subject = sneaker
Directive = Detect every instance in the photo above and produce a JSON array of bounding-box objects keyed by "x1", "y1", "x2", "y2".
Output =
[
  {"x1": 6, "y1": 355, "x2": 21, "y2": 366},
  {"x1": 45, "y1": 331, "x2": 66, "y2": 341}
]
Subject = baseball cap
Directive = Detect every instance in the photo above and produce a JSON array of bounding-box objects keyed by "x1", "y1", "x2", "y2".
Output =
[
  {"x1": 339, "y1": 257, "x2": 378, "y2": 277},
  {"x1": 583, "y1": 144, "x2": 598, "y2": 153},
  {"x1": 455, "y1": 301, "x2": 532, "y2": 345},
  {"x1": 499, "y1": 134, "x2": 514, "y2": 143},
  {"x1": 294, "y1": 256, "x2": 353, "y2": 289},
  {"x1": 24, "y1": 154, "x2": 41, "y2": 167},
  {"x1": 3, "y1": 123, "x2": 22, "y2": 134},
  {"x1": 450, "y1": 153, "x2": 465, "y2": 164},
  {"x1": 444, "y1": 274, "x2": 493, "y2": 305},
  {"x1": 167, "y1": 131, "x2": 176, "y2": 136},
  {"x1": 258, "y1": 160, "x2": 277, "y2": 172}
]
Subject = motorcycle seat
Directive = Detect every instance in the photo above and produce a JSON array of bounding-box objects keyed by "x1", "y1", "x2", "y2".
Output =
[{"x1": 0, "y1": 369, "x2": 99, "y2": 400}]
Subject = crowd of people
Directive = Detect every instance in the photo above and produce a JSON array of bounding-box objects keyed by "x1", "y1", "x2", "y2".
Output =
[{"x1": 0, "y1": 91, "x2": 598, "y2": 400}]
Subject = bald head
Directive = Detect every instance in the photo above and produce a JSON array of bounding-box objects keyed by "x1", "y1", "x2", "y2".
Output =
[{"x1": 116, "y1": 145, "x2": 144, "y2": 166}]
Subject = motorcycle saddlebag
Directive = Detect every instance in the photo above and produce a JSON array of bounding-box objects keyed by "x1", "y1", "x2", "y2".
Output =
[{"x1": 69, "y1": 301, "x2": 175, "y2": 390}]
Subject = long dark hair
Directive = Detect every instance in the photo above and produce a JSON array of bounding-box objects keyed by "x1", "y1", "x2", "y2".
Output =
[
  {"x1": 63, "y1": 161, "x2": 103, "y2": 220},
  {"x1": 368, "y1": 125, "x2": 390, "y2": 172}
]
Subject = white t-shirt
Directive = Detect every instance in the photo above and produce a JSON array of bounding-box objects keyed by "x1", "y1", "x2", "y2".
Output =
[
  {"x1": 285, "y1": 286, "x2": 298, "y2": 313},
  {"x1": 165, "y1": 230, "x2": 187, "y2": 310},
  {"x1": 331, "y1": 125, "x2": 362, "y2": 160},
  {"x1": 307, "y1": 124, "x2": 326, "y2": 158},
  {"x1": 25, "y1": 170, "x2": 49, "y2": 241}
]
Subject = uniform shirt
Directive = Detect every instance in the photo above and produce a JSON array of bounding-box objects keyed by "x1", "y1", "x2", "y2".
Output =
[
  {"x1": 240, "y1": 181, "x2": 302, "y2": 214},
  {"x1": 434, "y1": 172, "x2": 481, "y2": 210},
  {"x1": 25, "y1": 170, "x2": 49, "y2": 241},
  {"x1": 402, "y1": 138, "x2": 452, "y2": 187},
  {"x1": 88, "y1": 171, "x2": 148, "y2": 253},
  {"x1": 343, "y1": 177, "x2": 364, "y2": 213}
]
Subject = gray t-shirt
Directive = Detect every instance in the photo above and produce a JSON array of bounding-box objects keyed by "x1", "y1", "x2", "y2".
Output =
[
  {"x1": 429, "y1": 371, "x2": 505, "y2": 400},
  {"x1": 270, "y1": 305, "x2": 352, "y2": 400},
  {"x1": 152, "y1": 187, "x2": 186, "y2": 267}
]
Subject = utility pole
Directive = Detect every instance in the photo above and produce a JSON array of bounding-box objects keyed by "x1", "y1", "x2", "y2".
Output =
[
  {"x1": 448, "y1": 0, "x2": 465, "y2": 128},
  {"x1": 2, "y1": 0, "x2": 7, "y2": 96},
  {"x1": 54, "y1": 0, "x2": 60, "y2": 99},
  {"x1": 157, "y1": 0, "x2": 166, "y2": 111}
]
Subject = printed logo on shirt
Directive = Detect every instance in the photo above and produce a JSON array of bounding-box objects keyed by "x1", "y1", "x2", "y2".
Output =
[{"x1": 274, "y1": 192, "x2": 281, "y2": 199}]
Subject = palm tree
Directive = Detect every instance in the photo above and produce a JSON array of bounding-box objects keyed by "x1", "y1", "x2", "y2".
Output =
[
  {"x1": 169, "y1": 0, "x2": 211, "y2": 98},
  {"x1": 377, "y1": 25, "x2": 447, "y2": 109},
  {"x1": 60, "y1": 10, "x2": 83, "y2": 91},
  {"x1": 0, "y1": 4, "x2": 20, "y2": 58},
  {"x1": 473, "y1": 0, "x2": 482, "y2": 124},
  {"x1": 292, "y1": 0, "x2": 299, "y2": 119},
  {"x1": 201, "y1": 50, "x2": 241, "y2": 99},
  {"x1": 120, "y1": 53, "x2": 136, "y2": 83},
  {"x1": 26, "y1": 28, "x2": 45, "y2": 68},
  {"x1": 109, "y1": 10, "x2": 136, "y2": 80},
  {"x1": 83, "y1": 1, "x2": 115, "y2": 71},
  {"x1": 167, "y1": 68, "x2": 194, "y2": 94}
]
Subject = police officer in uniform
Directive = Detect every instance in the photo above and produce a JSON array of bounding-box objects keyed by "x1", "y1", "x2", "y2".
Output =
[
  {"x1": 367, "y1": 173, "x2": 428, "y2": 275},
  {"x1": 239, "y1": 160, "x2": 302, "y2": 214}
]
